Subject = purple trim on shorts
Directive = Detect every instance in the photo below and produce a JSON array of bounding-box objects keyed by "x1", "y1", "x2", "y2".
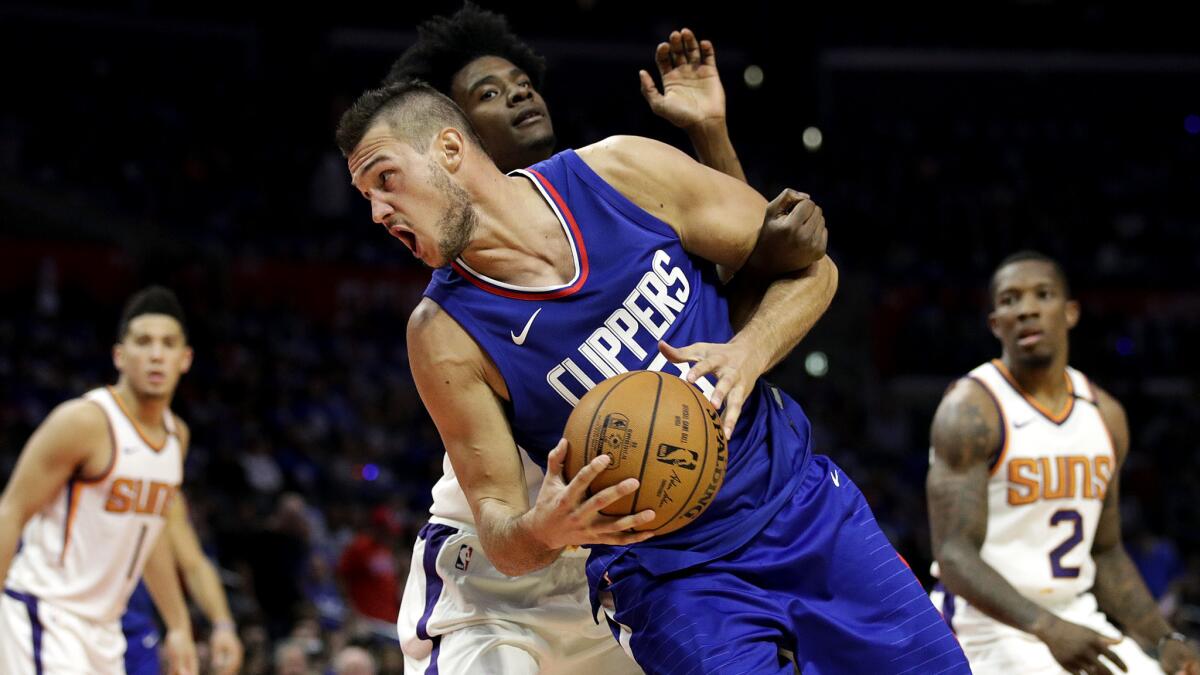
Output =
[
  {"x1": 5, "y1": 588, "x2": 44, "y2": 675},
  {"x1": 428, "y1": 635, "x2": 442, "y2": 675},
  {"x1": 415, "y1": 522, "x2": 457, "y2": 675},
  {"x1": 934, "y1": 582, "x2": 956, "y2": 634}
]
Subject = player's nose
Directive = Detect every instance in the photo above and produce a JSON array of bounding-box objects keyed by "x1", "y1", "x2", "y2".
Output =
[
  {"x1": 370, "y1": 197, "x2": 394, "y2": 224},
  {"x1": 509, "y1": 86, "x2": 532, "y2": 106}
]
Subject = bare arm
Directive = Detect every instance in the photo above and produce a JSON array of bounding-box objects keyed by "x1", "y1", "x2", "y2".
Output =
[
  {"x1": 165, "y1": 423, "x2": 243, "y2": 675},
  {"x1": 728, "y1": 255, "x2": 837, "y2": 373},
  {"x1": 0, "y1": 400, "x2": 107, "y2": 586},
  {"x1": 640, "y1": 28, "x2": 747, "y2": 183},
  {"x1": 1090, "y1": 388, "x2": 1198, "y2": 671},
  {"x1": 167, "y1": 420, "x2": 235, "y2": 629},
  {"x1": 167, "y1": 498, "x2": 234, "y2": 625},
  {"x1": 407, "y1": 300, "x2": 653, "y2": 577},
  {"x1": 143, "y1": 533, "x2": 197, "y2": 675},
  {"x1": 928, "y1": 378, "x2": 1054, "y2": 632}
]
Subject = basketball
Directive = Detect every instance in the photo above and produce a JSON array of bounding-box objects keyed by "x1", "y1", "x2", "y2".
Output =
[{"x1": 563, "y1": 370, "x2": 728, "y2": 535}]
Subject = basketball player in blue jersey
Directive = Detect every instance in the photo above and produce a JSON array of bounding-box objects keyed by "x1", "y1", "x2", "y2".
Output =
[
  {"x1": 927, "y1": 252, "x2": 1199, "y2": 675},
  {"x1": 385, "y1": 9, "x2": 814, "y2": 673},
  {"x1": 0, "y1": 287, "x2": 198, "y2": 674},
  {"x1": 122, "y1": 497, "x2": 243, "y2": 675},
  {"x1": 336, "y1": 82, "x2": 969, "y2": 673}
]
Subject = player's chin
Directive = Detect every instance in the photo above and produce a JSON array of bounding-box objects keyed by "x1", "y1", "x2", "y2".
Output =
[
  {"x1": 137, "y1": 380, "x2": 173, "y2": 398},
  {"x1": 1012, "y1": 347, "x2": 1055, "y2": 369}
]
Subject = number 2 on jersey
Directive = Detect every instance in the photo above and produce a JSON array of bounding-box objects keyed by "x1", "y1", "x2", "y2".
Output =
[{"x1": 1049, "y1": 509, "x2": 1083, "y2": 578}]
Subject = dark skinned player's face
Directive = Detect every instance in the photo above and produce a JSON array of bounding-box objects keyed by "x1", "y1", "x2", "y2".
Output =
[
  {"x1": 450, "y1": 55, "x2": 555, "y2": 173},
  {"x1": 988, "y1": 260, "x2": 1080, "y2": 369}
]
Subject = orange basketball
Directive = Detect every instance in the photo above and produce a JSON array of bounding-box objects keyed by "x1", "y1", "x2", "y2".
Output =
[{"x1": 563, "y1": 370, "x2": 727, "y2": 535}]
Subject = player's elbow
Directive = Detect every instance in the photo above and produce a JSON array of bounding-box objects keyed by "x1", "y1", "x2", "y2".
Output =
[
  {"x1": 815, "y1": 255, "x2": 838, "y2": 307},
  {"x1": 489, "y1": 555, "x2": 531, "y2": 578},
  {"x1": 933, "y1": 537, "x2": 981, "y2": 587}
]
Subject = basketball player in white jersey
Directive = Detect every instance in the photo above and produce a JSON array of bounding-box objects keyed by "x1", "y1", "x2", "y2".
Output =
[
  {"x1": 384, "y1": 9, "x2": 833, "y2": 675},
  {"x1": 0, "y1": 286, "x2": 199, "y2": 675},
  {"x1": 928, "y1": 251, "x2": 1200, "y2": 675}
]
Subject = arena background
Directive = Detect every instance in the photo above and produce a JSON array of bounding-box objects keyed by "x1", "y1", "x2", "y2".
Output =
[{"x1": 1, "y1": 2, "x2": 1197, "y2": 672}]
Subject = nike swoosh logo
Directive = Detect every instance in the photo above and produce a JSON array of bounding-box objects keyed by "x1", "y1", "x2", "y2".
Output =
[
  {"x1": 510, "y1": 308, "x2": 543, "y2": 346},
  {"x1": 831, "y1": 470, "x2": 841, "y2": 487},
  {"x1": 1014, "y1": 418, "x2": 1035, "y2": 429}
]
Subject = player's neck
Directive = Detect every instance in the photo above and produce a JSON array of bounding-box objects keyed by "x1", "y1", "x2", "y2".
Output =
[
  {"x1": 111, "y1": 380, "x2": 170, "y2": 431},
  {"x1": 1001, "y1": 355, "x2": 1070, "y2": 404},
  {"x1": 460, "y1": 171, "x2": 575, "y2": 285}
]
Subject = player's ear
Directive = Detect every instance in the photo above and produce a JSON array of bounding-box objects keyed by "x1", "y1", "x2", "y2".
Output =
[
  {"x1": 113, "y1": 343, "x2": 124, "y2": 372},
  {"x1": 436, "y1": 127, "x2": 466, "y2": 174},
  {"x1": 1064, "y1": 299, "x2": 1080, "y2": 329},
  {"x1": 987, "y1": 309, "x2": 1001, "y2": 341},
  {"x1": 180, "y1": 346, "x2": 194, "y2": 374}
]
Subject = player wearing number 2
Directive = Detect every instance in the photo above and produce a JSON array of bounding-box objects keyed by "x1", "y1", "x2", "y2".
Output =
[{"x1": 928, "y1": 251, "x2": 1200, "y2": 675}]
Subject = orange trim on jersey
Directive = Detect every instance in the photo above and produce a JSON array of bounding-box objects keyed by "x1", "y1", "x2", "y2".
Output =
[
  {"x1": 966, "y1": 375, "x2": 1010, "y2": 476},
  {"x1": 990, "y1": 359, "x2": 1075, "y2": 425},
  {"x1": 58, "y1": 480, "x2": 84, "y2": 565},
  {"x1": 77, "y1": 399, "x2": 119, "y2": 484},
  {"x1": 106, "y1": 386, "x2": 168, "y2": 452},
  {"x1": 450, "y1": 169, "x2": 591, "y2": 301}
]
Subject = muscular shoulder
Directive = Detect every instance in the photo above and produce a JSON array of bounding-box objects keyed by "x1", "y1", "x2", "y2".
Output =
[
  {"x1": 407, "y1": 298, "x2": 483, "y2": 364},
  {"x1": 576, "y1": 135, "x2": 692, "y2": 176},
  {"x1": 407, "y1": 297, "x2": 507, "y2": 398},
  {"x1": 930, "y1": 377, "x2": 1004, "y2": 470},
  {"x1": 1090, "y1": 382, "x2": 1130, "y2": 461},
  {"x1": 44, "y1": 398, "x2": 110, "y2": 444},
  {"x1": 27, "y1": 398, "x2": 112, "y2": 469}
]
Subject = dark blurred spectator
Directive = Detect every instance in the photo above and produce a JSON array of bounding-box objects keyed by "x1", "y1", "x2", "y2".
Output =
[
  {"x1": 332, "y1": 646, "x2": 377, "y2": 675},
  {"x1": 337, "y1": 506, "x2": 402, "y2": 624}
]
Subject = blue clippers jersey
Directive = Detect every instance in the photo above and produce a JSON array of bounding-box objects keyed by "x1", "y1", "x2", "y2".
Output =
[
  {"x1": 122, "y1": 581, "x2": 158, "y2": 635},
  {"x1": 424, "y1": 149, "x2": 813, "y2": 574}
]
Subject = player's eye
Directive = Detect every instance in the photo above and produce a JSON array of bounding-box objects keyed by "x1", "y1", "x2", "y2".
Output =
[{"x1": 480, "y1": 89, "x2": 498, "y2": 101}]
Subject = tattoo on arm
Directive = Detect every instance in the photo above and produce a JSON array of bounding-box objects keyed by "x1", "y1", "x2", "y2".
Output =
[
  {"x1": 927, "y1": 380, "x2": 1050, "y2": 633},
  {"x1": 1090, "y1": 386, "x2": 1172, "y2": 643}
]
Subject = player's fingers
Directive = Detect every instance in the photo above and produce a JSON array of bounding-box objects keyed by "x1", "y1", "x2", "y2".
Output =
[
  {"x1": 566, "y1": 453, "x2": 613, "y2": 503},
  {"x1": 681, "y1": 28, "x2": 702, "y2": 64},
  {"x1": 595, "y1": 527, "x2": 656, "y2": 545},
  {"x1": 1097, "y1": 645, "x2": 1127, "y2": 673},
  {"x1": 639, "y1": 69, "x2": 661, "y2": 100},
  {"x1": 669, "y1": 31, "x2": 687, "y2": 67},
  {"x1": 785, "y1": 196, "x2": 816, "y2": 225},
  {"x1": 708, "y1": 368, "x2": 736, "y2": 410},
  {"x1": 700, "y1": 39, "x2": 717, "y2": 67},
  {"x1": 582, "y1": 477, "x2": 640, "y2": 514},
  {"x1": 177, "y1": 653, "x2": 198, "y2": 675},
  {"x1": 766, "y1": 188, "x2": 807, "y2": 217},
  {"x1": 544, "y1": 439, "x2": 568, "y2": 481},
  {"x1": 655, "y1": 42, "x2": 673, "y2": 75},
  {"x1": 659, "y1": 339, "x2": 705, "y2": 364},
  {"x1": 604, "y1": 509, "x2": 656, "y2": 532},
  {"x1": 721, "y1": 386, "x2": 746, "y2": 438},
  {"x1": 682, "y1": 356, "x2": 719, "y2": 383}
]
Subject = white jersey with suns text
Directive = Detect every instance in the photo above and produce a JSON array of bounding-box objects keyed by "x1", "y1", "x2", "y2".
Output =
[
  {"x1": 5, "y1": 387, "x2": 183, "y2": 623},
  {"x1": 932, "y1": 360, "x2": 1115, "y2": 604}
]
